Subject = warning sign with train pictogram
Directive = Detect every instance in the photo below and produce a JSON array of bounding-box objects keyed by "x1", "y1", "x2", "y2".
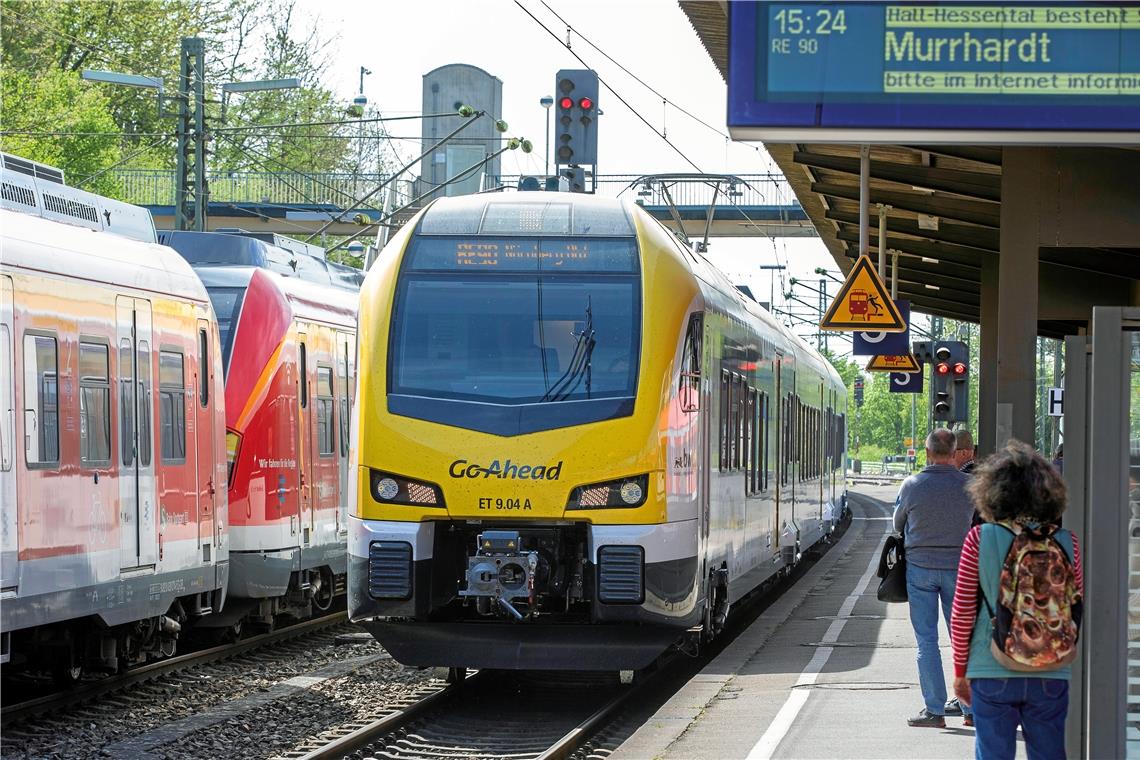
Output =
[
  {"x1": 820, "y1": 255, "x2": 906, "y2": 332},
  {"x1": 866, "y1": 353, "x2": 921, "y2": 373}
]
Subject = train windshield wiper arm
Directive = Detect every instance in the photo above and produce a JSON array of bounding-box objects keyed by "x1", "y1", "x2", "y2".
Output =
[{"x1": 540, "y1": 298, "x2": 595, "y2": 403}]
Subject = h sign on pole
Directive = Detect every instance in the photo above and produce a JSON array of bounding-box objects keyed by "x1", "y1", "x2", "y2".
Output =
[{"x1": 1048, "y1": 388, "x2": 1064, "y2": 417}]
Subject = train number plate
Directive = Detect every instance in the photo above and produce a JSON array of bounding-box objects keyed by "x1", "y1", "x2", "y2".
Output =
[{"x1": 477, "y1": 497, "x2": 533, "y2": 511}]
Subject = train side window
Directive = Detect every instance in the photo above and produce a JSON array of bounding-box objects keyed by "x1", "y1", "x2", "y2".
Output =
[
  {"x1": 120, "y1": 339, "x2": 134, "y2": 467},
  {"x1": 198, "y1": 328, "x2": 209, "y2": 408},
  {"x1": 746, "y1": 387, "x2": 759, "y2": 496},
  {"x1": 316, "y1": 366, "x2": 335, "y2": 457},
  {"x1": 719, "y1": 369, "x2": 730, "y2": 472},
  {"x1": 138, "y1": 341, "x2": 152, "y2": 467},
  {"x1": 761, "y1": 392, "x2": 769, "y2": 492},
  {"x1": 23, "y1": 334, "x2": 59, "y2": 467},
  {"x1": 0, "y1": 326, "x2": 11, "y2": 472},
  {"x1": 79, "y1": 342, "x2": 111, "y2": 466},
  {"x1": 299, "y1": 341, "x2": 308, "y2": 409},
  {"x1": 679, "y1": 313, "x2": 702, "y2": 413},
  {"x1": 159, "y1": 351, "x2": 186, "y2": 462},
  {"x1": 339, "y1": 340, "x2": 350, "y2": 457}
]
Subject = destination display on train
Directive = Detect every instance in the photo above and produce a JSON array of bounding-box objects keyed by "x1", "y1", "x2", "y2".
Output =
[
  {"x1": 727, "y1": 2, "x2": 1140, "y2": 139},
  {"x1": 406, "y1": 237, "x2": 638, "y2": 273}
]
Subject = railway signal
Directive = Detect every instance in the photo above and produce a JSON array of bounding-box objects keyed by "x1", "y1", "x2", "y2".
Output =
[
  {"x1": 931, "y1": 340, "x2": 969, "y2": 422},
  {"x1": 554, "y1": 69, "x2": 599, "y2": 168}
]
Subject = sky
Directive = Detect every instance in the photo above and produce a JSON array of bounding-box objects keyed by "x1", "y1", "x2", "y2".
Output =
[{"x1": 306, "y1": 0, "x2": 846, "y2": 347}]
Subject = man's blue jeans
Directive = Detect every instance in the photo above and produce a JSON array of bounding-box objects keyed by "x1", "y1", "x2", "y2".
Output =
[
  {"x1": 971, "y1": 678, "x2": 1068, "y2": 759},
  {"x1": 906, "y1": 563, "x2": 970, "y2": 716}
]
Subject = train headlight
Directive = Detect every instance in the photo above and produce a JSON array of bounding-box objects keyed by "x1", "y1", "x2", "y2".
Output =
[
  {"x1": 369, "y1": 469, "x2": 446, "y2": 508},
  {"x1": 619, "y1": 481, "x2": 643, "y2": 505},
  {"x1": 566, "y1": 474, "x2": 648, "y2": 510},
  {"x1": 376, "y1": 478, "x2": 399, "y2": 500}
]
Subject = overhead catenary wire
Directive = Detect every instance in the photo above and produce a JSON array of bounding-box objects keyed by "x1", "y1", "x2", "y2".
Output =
[{"x1": 302, "y1": 110, "x2": 492, "y2": 243}]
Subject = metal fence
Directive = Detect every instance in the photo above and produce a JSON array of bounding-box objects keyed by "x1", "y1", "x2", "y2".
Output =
[{"x1": 111, "y1": 169, "x2": 799, "y2": 210}]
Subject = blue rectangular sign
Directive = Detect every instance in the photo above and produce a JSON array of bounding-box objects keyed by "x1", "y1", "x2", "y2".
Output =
[
  {"x1": 728, "y1": 2, "x2": 1140, "y2": 141},
  {"x1": 853, "y1": 299, "x2": 910, "y2": 355},
  {"x1": 890, "y1": 364, "x2": 924, "y2": 393}
]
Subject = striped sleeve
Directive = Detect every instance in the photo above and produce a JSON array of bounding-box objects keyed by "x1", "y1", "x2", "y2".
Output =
[{"x1": 951, "y1": 524, "x2": 982, "y2": 678}]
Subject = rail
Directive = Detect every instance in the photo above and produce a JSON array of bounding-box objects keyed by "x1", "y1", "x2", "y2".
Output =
[{"x1": 109, "y1": 169, "x2": 799, "y2": 210}]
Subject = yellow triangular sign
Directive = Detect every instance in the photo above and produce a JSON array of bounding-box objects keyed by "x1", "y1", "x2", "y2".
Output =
[
  {"x1": 820, "y1": 256, "x2": 906, "y2": 332},
  {"x1": 866, "y1": 354, "x2": 921, "y2": 373}
]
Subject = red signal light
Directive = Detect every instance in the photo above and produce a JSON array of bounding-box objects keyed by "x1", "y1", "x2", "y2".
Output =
[
  {"x1": 936, "y1": 362, "x2": 950, "y2": 375},
  {"x1": 559, "y1": 96, "x2": 573, "y2": 109},
  {"x1": 579, "y1": 96, "x2": 594, "y2": 110},
  {"x1": 953, "y1": 362, "x2": 967, "y2": 376}
]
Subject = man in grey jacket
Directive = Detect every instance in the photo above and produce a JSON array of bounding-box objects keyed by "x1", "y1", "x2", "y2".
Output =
[{"x1": 893, "y1": 428, "x2": 975, "y2": 728}]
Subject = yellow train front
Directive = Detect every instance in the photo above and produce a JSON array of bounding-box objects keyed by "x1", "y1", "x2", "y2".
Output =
[{"x1": 348, "y1": 194, "x2": 847, "y2": 671}]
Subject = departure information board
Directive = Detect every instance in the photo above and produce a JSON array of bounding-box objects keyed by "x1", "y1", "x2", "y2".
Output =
[{"x1": 727, "y1": 2, "x2": 1140, "y2": 142}]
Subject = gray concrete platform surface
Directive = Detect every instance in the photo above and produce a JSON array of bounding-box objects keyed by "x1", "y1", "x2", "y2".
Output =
[{"x1": 611, "y1": 486, "x2": 1031, "y2": 760}]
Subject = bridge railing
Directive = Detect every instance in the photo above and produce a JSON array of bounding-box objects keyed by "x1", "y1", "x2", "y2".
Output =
[{"x1": 111, "y1": 169, "x2": 800, "y2": 211}]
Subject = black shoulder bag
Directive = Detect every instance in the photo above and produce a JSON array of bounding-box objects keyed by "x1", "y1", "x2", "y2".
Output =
[{"x1": 876, "y1": 534, "x2": 908, "y2": 603}]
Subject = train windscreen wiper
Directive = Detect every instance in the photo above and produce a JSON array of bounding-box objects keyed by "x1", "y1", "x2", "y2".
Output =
[{"x1": 540, "y1": 298, "x2": 595, "y2": 402}]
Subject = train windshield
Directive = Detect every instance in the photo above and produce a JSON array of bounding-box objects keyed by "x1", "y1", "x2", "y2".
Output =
[
  {"x1": 205, "y1": 286, "x2": 246, "y2": 368},
  {"x1": 390, "y1": 236, "x2": 640, "y2": 405}
]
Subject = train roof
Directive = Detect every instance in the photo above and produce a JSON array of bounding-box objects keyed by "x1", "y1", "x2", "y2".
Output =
[
  {"x1": 159, "y1": 230, "x2": 365, "y2": 291},
  {"x1": 1, "y1": 153, "x2": 157, "y2": 243},
  {"x1": 194, "y1": 265, "x2": 356, "y2": 327},
  {"x1": 416, "y1": 193, "x2": 637, "y2": 237},
  {"x1": 1, "y1": 208, "x2": 209, "y2": 303}
]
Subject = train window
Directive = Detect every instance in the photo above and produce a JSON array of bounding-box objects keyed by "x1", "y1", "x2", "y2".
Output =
[
  {"x1": 761, "y1": 392, "x2": 769, "y2": 492},
  {"x1": 679, "y1": 314, "x2": 702, "y2": 413},
  {"x1": 23, "y1": 334, "x2": 59, "y2": 467},
  {"x1": 198, "y1": 329, "x2": 209, "y2": 408},
  {"x1": 746, "y1": 387, "x2": 759, "y2": 496},
  {"x1": 316, "y1": 366, "x2": 334, "y2": 457},
  {"x1": 119, "y1": 339, "x2": 134, "y2": 467},
  {"x1": 138, "y1": 341, "x2": 152, "y2": 467},
  {"x1": 719, "y1": 369, "x2": 730, "y2": 471},
  {"x1": 299, "y1": 341, "x2": 308, "y2": 409},
  {"x1": 79, "y1": 342, "x2": 111, "y2": 466},
  {"x1": 0, "y1": 325, "x2": 11, "y2": 471},
  {"x1": 159, "y1": 351, "x2": 186, "y2": 462}
]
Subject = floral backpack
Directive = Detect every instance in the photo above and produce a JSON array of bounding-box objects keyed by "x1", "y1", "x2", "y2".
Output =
[{"x1": 980, "y1": 522, "x2": 1082, "y2": 671}]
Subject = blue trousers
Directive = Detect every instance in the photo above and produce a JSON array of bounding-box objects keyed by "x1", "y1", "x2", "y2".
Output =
[
  {"x1": 906, "y1": 563, "x2": 971, "y2": 716},
  {"x1": 971, "y1": 677, "x2": 1068, "y2": 759}
]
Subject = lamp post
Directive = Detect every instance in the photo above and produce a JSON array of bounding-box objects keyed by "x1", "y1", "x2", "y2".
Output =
[
  {"x1": 540, "y1": 95, "x2": 554, "y2": 176},
  {"x1": 757, "y1": 263, "x2": 786, "y2": 312},
  {"x1": 84, "y1": 51, "x2": 300, "y2": 231}
]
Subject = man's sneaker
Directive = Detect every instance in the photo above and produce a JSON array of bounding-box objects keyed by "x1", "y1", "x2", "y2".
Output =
[
  {"x1": 907, "y1": 709, "x2": 946, "y2": 728},
  {"x1": 945, "y1": 698, "x2": 963, "y2": 716},
  {"x1": 963, "y1": 715, "x2": 975, "y2": 727}
]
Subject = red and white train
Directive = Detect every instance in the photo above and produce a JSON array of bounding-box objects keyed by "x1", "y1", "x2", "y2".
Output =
[
  {"x1": 0, "y1": 154, "x2": 359, "y2": 675},
  {"x1": 162, "y1": 231, "x2": 359, "y2": 634}
]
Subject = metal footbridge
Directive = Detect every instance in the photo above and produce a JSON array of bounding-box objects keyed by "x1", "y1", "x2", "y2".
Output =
[{"x1": 111, "y1": 169, "x2": 812, "y2": 239}]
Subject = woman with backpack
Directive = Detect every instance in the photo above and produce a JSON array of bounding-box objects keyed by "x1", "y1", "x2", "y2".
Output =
[{"x1": 950, "y1": 440, "x2": 1084, "y2": 760}]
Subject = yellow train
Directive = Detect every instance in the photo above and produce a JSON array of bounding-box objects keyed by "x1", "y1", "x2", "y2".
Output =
[{"x1": 348, "y1": 194, "x2": 847, "y2": 670}]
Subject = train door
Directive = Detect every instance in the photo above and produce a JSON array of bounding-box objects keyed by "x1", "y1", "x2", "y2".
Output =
[
  {"x1": 193, "y1": 320, "x2": 216, "y2": 561},
  {"x1": 1, "y1": 275, "x2": 16, "y2": 590},
  {"x1": 297, "y1": 332, "x2": 313, "y2": 547},
  {"x1": 117, "y1": 297, "x2": 157, "y2": 569},
  {"x1": 335, "y1": 334, "x2": 352, "y2": 536},
  {"x1": 818, "y1": 382, "x2": 825, "y2": 520}
]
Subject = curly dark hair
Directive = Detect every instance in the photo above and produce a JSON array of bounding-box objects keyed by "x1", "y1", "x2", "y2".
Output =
[{"x1": 967, "y1": 439, "x2": 1067, "y2": 524}]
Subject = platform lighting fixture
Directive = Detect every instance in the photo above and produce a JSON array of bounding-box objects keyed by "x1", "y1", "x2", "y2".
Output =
[{"x1": 82, "y1": 69, "x2": 163, "y2": 90}]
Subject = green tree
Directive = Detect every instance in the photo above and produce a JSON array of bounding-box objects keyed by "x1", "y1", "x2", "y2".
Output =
[{"x1": 0, "y1": 68, "x2": 124, "y2": 196}]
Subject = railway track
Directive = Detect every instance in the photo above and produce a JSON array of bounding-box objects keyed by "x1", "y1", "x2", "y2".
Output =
[
  {"x1": 2, "y1": 611, "x2": 349, "y2": 726},
  {"x1": 284, "y1": 667, "x2": 653, "y2": 760},
  {"x1": 285, "y1": 510, "x2": 855, "y2": 760}
]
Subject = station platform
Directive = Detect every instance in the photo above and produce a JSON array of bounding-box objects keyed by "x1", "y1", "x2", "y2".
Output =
[{"x1": 612, "y1": 486, "x2": 996, "y2": 760}]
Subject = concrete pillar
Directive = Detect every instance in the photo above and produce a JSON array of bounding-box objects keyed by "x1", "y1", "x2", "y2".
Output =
[
  {"x1": 995, "y1": 148, "x2": 1043, "y2": 448},
  {"x1": 978, "y1": 255, "x2": 999, "y2": 456}
]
